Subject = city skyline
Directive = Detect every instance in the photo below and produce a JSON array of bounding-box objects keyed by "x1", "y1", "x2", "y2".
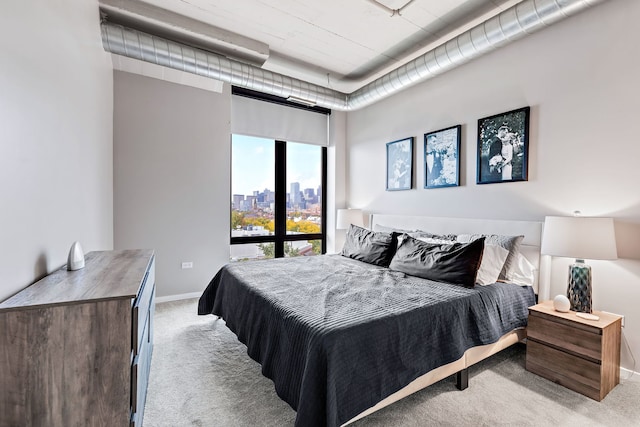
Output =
[
  {"x1": 231, "y1": 183, "x2": 321, "y2": 199},
  {"x1": 232, "y1": 182, "x2": 321, "y2": 212},
  {"x1": 232, "y1": 134, "x2": 322, "y2": 197}
]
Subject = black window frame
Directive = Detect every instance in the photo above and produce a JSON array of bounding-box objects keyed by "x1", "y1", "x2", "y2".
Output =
[{"x1": 230, "y1": 139, "x2": 327, "y2": 257}]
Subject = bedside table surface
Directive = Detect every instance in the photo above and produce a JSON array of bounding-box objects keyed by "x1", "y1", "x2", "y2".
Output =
[{"x1": 529, "y1": 300, "x2": 622, "y2": 328}]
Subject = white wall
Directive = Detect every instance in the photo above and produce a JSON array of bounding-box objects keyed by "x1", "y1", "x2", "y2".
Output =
[
  {"x1": 113, "y1": 70, "x2": 347, "y2": 296},
  {"x1": 113, "y1": 71, "x2": 231, "y2": 298},
  {"x1": 346, "y1": 0, "x2": 640, "y2": 372},
  {"x1": 0, "y1": 0, "x2": 113, "y2": 301},
  {"x1": 327, "y1": 110, "x2": 348, "y2": 253}
]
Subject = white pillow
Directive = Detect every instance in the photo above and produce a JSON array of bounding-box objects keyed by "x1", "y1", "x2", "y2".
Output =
[
  {"x1": 476, "y1": 244, "x2": 510, "y2": 286},
  {"x1": 391, "y1": 233, "x2": 457, "y2": 249},
  {"x1": 505, "y1": 252, "x2": 536, "y2": 287},
  {"x1": 412, "y1": 235, "x2": 458, "y2": 245},
  {"x1": 372, "y1": 224, "x2": 415, "y2": 233}
]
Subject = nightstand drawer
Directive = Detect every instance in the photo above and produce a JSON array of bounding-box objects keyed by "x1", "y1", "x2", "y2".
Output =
[
  {"x1": 528, "y1": 314, "x2": 602, "y2": 362},
  {"x1": 526, "y1": 340, "x2": 601, "y2": 400}
]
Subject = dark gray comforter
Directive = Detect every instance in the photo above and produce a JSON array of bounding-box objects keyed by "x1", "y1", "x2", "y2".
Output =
[{"x1": 198, "y1": 255, "x2": 535, "y2": 427}]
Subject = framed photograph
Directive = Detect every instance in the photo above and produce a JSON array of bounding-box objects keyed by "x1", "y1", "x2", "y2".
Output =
[
  {"x1": 477, "y1": 106, "x2": 530, "y2": 184},
  {"x1": 386, "y1": 137, "x2": 414, "y2": 191},
  {"x1": 424, "y1": 125, "x2": 461, "y2": 188}
]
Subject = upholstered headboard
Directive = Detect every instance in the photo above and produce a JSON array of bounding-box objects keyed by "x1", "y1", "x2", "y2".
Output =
[{"x1": 369, "y1": 214, "x2": 549, "y2": 296}]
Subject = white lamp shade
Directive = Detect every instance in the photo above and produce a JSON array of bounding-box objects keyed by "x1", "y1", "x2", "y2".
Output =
[
  {"x1": 336, "y1": 209, "x2": 364, "y2": 229},
  {"x1": 541, "y1": 216, "x2": 617, "y2": 260}
]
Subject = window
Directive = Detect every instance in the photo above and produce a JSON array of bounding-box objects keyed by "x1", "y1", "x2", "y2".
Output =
[{"x1": 230, "y1": 135, "x2": 326, "y2": 261}]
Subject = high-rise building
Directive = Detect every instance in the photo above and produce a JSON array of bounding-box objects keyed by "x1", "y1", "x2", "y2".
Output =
[
  {"x1": 232, "y1": 194, "x2": 245, "y2": 210},
  {"x1": 290, "y1": 182, "x2": 300, "y2": 207},
  {"x1": 245, "y1": 195, "x2": 257, "y2": 211},
  {"x1": 263, "y1": 188, "x2": 275, "y2": 203},
  {"x1": 304, "y1": 188, "x2": 315, "y2": 200}
]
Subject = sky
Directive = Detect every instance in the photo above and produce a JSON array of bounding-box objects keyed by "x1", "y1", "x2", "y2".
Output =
[{"x1": 231, "y1": 134, "x2": 321, "y2": 197}]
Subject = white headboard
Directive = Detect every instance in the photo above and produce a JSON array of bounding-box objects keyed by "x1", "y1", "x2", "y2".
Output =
[{"x1": 370, "y1": 214, "x2": 549, "y2": 296}]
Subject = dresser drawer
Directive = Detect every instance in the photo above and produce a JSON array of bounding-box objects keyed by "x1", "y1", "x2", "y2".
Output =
[
  {"x1": 526, "y1": 340, "x2": 601, "y2": 400},
  {"x1": 131, "y1": 315, "x2": 153, "y2": 426},
  {"x1": 149, "y1": 286, "x2": 156, "y2": 348},
  {"x1": 528, "y1": 314, "x2": 602, "y2": 362},
  {"x1": 133, "y1": 257, "x2": 155, "y2": 354}
]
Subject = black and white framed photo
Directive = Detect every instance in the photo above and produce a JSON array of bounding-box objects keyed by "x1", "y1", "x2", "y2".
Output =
[
  {"x1": 424, "y1": 125, "x2": 461, "y2": 189},
  {"x1": 386, "y1": 137, "x2": 413, "y2": 191},
  {"x1": 477, "y1": 106, "x2": 530, "y2": 184}
]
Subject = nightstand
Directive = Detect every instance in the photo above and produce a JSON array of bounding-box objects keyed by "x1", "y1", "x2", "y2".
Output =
[{"x1": 526, "y1": 300, "x2": 622, "y2": 401}]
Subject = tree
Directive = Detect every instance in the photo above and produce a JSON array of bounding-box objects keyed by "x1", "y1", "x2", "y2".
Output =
[
  {"x1": 286, "y1": 219, "x2": 297, "y2": 231},
  {"x1": 285, "y1": 243, "x2": 299, "y2": 257},
  {"x1": 296, "y1": 220, "x2": 321, "y2": 234},
  {"x1": 257, "y1": 243, "x2": 274, "y2": 258},
  {"x1": 231, "y1": 210, "x2": 245, "y2": 230},
  {"x1": 286, "y1": 220, "x2": 320, "y2": 234},
  {"x1": 245, "y1": 216, "x2": 274, "y2": 231},
  {"x1": 257, "y1": 242, "x2": 303, "y2": 257},
  {"x1": 265, "y1": 219, "x2": 275, "y2": 232},
  {"x1": 311, "y1": 239, "x2": 322, "y2": 255}
]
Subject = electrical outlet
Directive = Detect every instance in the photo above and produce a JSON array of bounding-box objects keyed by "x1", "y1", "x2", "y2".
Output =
[{"x1": 181, "y1": 261, "x2": 193, "y2": 269}]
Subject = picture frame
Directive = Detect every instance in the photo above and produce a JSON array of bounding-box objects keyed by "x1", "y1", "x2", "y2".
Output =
[
  {"x1": 477, "y1": 106, "x2": 530, "y2": 184},
  {"x1": 386, "y1": 137, "x2": 414, "y2": 191},
  {"x1": 424, "y1": 125, "x2": 461, "y2": 189}
]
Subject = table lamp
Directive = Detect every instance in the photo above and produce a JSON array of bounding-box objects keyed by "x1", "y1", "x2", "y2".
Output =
[
  {"x1": 541, "y1": 214, "x2": 617, "y2": 320},
  {"x1": 540, "y1": 216, "x2": 618, "y2": 320},
  {"x1": 336, "y1": 208, "x2": 364, "y2": 230}
]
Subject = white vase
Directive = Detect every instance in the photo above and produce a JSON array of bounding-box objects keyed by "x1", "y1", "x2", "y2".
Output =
[
  {"x1": 67, "y1": 241, "x2": 85, "y2": 271},
  {"x1": 553, "y1": 294, "x2": 570, "y2": 312}
]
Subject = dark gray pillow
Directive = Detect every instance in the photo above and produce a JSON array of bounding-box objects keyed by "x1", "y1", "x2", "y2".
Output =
[
  {"x1": 389, "y1": 235, "x2": 485, "y2": 287},
  {"x1": 456, "y1": 234, "x2": 523, "y2": 281},
  {"x1": 341, "y1": 225, "x2": 398, "y2": 267}
]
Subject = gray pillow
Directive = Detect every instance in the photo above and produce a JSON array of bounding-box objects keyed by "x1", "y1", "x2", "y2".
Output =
[
  {"x1": 389, "y1": 235, "x2": 485, "y2": 287},
  {"x1": 456, "y1": 233, "x2": 524, "y2": 281},
  {"x1": 341, "y1": 225, "x2": 398, "y2": 267}
]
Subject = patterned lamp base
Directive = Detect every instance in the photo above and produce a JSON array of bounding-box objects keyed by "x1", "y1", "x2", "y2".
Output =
[{"x1": 567, "y1": 259, "x2": 592, "y2": 313}]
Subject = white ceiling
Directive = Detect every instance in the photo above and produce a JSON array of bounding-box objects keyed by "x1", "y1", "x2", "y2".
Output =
[{"x1": 127, "y1": 0, "x2": 519, "y2": 93}]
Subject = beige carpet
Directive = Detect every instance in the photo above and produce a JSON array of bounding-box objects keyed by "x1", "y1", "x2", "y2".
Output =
[{"x1": 143, "y1": 299, "x2": 640, "y2": 427}]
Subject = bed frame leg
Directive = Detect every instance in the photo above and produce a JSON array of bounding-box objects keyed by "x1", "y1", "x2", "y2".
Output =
[{"x1": 455, "y1": 368, "x2": 468, "y2": 390}]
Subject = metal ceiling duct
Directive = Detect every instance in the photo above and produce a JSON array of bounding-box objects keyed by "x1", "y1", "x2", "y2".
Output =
[
  {"x1": 101, "y1": 22, "x2": 349, "y2": 109},
  {"x1": 348, "y1": 0, "x2": 605, "y2": 109},
  {"x1": 101, "y1": 0, "x2": 606, "y2": 111}
]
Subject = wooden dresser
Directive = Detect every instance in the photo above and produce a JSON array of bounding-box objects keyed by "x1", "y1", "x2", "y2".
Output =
[
  {"x1": 526, "y1": 300, "x2": 622, "y2": 401},
  {"x1": 0, "y1": 249, "x2": 155, "y2": 426}
]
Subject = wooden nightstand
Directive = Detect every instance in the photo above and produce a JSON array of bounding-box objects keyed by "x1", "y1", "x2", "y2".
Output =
[{"x1": 526, "y1": 300, "x2": 622, "y2": 401}]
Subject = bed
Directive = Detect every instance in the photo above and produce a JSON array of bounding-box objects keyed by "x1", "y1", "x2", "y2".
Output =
[{"x1": 198, "y1": 215, "x2": 544, "y2": 426}]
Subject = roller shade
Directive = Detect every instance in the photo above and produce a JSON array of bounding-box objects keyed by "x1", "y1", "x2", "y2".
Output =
[{"x1": 231, "y1": 94, "x2": 328, "y2": 146}]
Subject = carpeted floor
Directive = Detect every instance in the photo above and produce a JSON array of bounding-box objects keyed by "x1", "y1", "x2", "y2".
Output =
[{"x1": 143, "y1": 299, "x2": 640, "y2": 427}]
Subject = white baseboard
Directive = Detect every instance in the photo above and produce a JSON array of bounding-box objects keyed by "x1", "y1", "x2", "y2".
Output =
[
  {"x1": 620, "y1": 367, "x2": 640, "y2": 382},
  {"x1": 156, "y1": 292, "x2": 201, "y2": 303}
]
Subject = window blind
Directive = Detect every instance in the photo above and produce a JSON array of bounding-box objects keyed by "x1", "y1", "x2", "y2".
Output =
[{"x1": 231, "y1": 94, "x2": 328, "y2": 146}]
